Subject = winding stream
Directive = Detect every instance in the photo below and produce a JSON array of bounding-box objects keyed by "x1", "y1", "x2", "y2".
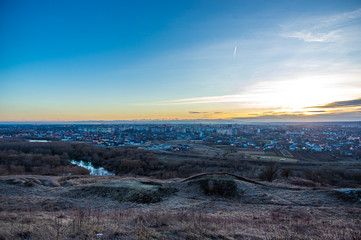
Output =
[{"x1": 70, "y1": 160, "x2": 115, "y2": 176}]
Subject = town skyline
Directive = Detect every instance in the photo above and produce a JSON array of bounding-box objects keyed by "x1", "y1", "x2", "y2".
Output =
[{"x1": 1, "y1": 0, "x2": 361, "y2": 122}]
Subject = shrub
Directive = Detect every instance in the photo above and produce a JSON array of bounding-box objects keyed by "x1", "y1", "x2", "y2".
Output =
[
  {"x1": 259, "y1": 163, "x2": 279, "y2": 182},
  {"x1": 281, "y1": 167, "x2": 292, "y2": 179}
]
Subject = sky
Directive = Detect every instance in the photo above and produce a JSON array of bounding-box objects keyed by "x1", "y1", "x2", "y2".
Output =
[{"x1": 0, "y1": 0, "x2": 360, "y2": 122}]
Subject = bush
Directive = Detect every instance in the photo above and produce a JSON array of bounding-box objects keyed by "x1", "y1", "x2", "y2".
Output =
[
  {"x1": 281, "y1": 167, "x2": 292, "y2": 179},
  {"x1": 259, "y1": 164, "x2": 279, "y2": 182}
]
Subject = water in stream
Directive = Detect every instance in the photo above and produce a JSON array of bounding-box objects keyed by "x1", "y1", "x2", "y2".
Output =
[{"x1": 70, "y1": 160, "x2": 115, "y2": 176}]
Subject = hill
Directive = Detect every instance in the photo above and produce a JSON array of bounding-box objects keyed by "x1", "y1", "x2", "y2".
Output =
[{"x1": 0, "y1": 173, "x2": 360, "y2": 240}]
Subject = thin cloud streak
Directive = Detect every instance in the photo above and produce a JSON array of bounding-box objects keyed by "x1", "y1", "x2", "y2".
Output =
[
  {"x1": 311, "y1": 98, "x2": 361, "y2": 109},
  {"x1": 317, "y1": 8, "x2": 361, "y2": 29},
  {"x1": 189, "y1": 111, "x2": 208, "y2": 114},
  {"x1": 307, "y1": 110, "x2": 327, "y2": 113},
  {"x1": 281, "y1": 8, "x2": 361, "y2": 43},
  {"x1": 284, "y1": 30, "x2": 339, "y2": 42},
  {"x1": 169, "y1": 94, "x2": 252, "y2": 104},
  {"x1": 188, "y1": 111, "x2": 224, "y2": 116}
]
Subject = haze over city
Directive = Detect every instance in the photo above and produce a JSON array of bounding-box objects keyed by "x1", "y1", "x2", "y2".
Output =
[{"x1": 1, "y1": 0, "x2": 361, "y2": 122}]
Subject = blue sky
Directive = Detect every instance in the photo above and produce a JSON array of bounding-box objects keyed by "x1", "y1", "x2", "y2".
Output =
[{"x1": 0, "y1": 0, "x2": 360, "y2": 121}]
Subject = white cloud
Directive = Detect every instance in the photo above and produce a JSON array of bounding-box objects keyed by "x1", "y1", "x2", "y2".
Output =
[
  {"x1": 316, "y1": 8, "x2": 361, "y2": 29},
  {"x1": 282, "y1": 8, "x2": 361, "y2": 43},
  {"x1": 284, "y1": 30, "x2": 339, "y2": 42},
  {"x1": 167, "y1": 94, "x2": 249, "y2": 105}
]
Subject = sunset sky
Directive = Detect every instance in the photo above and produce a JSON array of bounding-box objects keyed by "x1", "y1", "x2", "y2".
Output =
[{"x1": 1, "y1": 0, "x2": 360, "y2": 122}]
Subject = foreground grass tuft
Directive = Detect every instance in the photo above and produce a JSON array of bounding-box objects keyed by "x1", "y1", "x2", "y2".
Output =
[{"x1": 1, "y1": 206, "x2": 360, "y2": 240}]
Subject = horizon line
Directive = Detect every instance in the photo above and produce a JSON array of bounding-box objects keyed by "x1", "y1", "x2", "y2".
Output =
[{"x1": 0, "y1": 119, "x2": 360, "y2": 125}]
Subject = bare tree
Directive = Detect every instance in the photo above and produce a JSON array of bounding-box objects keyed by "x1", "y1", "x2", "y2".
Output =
[{"x1": 259, "y1": 163, "x2": 279, "y2": 182}]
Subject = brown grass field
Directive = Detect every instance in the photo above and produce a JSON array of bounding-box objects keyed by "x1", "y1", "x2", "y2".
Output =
[{"x1": 1, "y1": 173, "x2": 360, "y2": 240}]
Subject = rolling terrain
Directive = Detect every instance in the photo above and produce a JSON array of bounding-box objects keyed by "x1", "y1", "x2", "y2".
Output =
[{"x1": 1, "y1": 173, "x2": 360, "y2": 240}]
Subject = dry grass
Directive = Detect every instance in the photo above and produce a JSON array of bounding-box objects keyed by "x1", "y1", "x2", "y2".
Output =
[
  {"x1": 1, "y1": 174, "x2": 360, "y2": 239},
  {"x1": 1, "y1": 206, "x2": 360, "y2": 240}
]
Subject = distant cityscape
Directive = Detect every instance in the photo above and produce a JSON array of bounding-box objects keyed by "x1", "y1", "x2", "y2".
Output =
[{"x1": 1, "y1": 122, "x2": 360, "y2": 159}]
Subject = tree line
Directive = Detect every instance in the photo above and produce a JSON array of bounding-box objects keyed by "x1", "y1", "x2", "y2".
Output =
[
  {"x1": 0, "y1": 141, "x2": 252, "y2": 178},
  {"x1": 0, "y1": 141, "x2": 360, "y2": 187}
]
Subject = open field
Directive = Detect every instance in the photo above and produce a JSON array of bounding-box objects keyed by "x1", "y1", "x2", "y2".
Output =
[
  {"x1": 157, "y1": 141, "x2": 342, "y2": 164},
  {"x1": 0, "y1": 173, "x2": 360, "y2": 240},
  {"x1": 248, "y1": 154, "x2": 299, "y2": 163}
]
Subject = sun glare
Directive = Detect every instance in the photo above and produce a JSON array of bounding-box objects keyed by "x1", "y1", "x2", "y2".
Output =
[{"x1": 245, "y1": 75, "x2": 360, "y2": 114}]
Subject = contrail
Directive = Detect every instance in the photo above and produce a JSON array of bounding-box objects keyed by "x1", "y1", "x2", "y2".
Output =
[{"x1": 233, "y1": 45, "x2": 237, "y2": 57}]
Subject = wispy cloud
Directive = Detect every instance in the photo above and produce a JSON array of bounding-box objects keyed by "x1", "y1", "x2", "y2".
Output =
[
  {"x1": 281, "y1": 8, "x2": 361, "y2": 42},
  {"x1": 311, "y1": 98, "x2": 361, "y2": 109},
  {"x1": 170, "y1": 95, "x2": 250, "y2": 104},
  {"x1": 284, "y1": 30, "x2": 339, "y2": 42},
  {"x1": 306, "y1": 110, "x2": 327, "y2": 113},
  {"x1": 233, "y1": 45, "x2": 237, "y2": 57},
  {"x1": 317, "y1": 8, "x2": 361, "y2": 29},
  {"x1": 189, "y1": 111, "x2": 208, "y2": 114},
  {"x1": 188, "y1": 111, "x2": 224, "y2": 115}
]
